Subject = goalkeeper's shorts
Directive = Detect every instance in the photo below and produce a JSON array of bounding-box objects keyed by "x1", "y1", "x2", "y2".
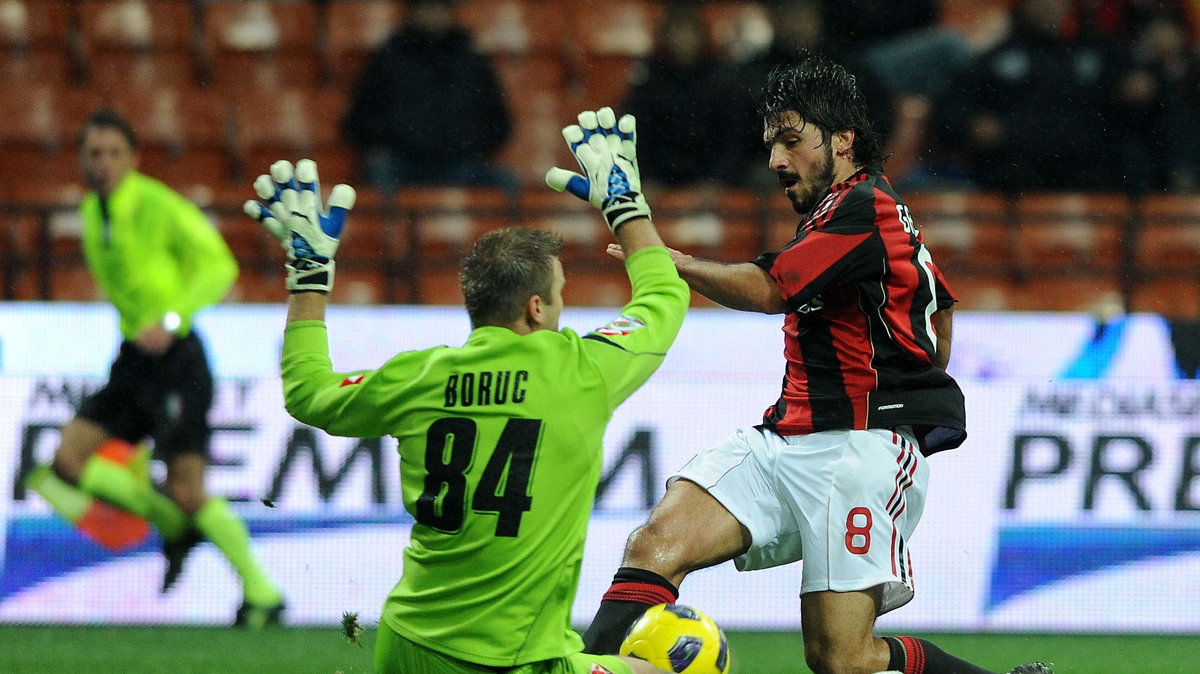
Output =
[
  {"x1": 373, "y1": 622, "x2": 634, "y2": 674},
  {"x1": 78, "y1": 331, "x2": 214, "y2": 459}
]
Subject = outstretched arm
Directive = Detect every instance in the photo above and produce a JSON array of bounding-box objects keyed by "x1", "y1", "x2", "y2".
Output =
[{"x1": 606, "y1": 244, "x2": 788, "y2": 314}]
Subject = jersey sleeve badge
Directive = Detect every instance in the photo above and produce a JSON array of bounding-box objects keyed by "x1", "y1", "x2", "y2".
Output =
[{"x1": 594, "y1": 315, "x2": 647, "y2": 337}]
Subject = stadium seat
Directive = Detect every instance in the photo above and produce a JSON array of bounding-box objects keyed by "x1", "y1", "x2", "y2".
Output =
[
  {"x1": 653, "y1": 187, "x2": 763, "y2": 263},
  {"x1": 571, "y1": 55, "x2": 638, "y2": 111},
  {"x1": 231, "y1": 87, "x2": 345, "y2": 180},
  {"x1": 334, "y1": 209, "x2": 402, "y2": 304},
  {"x1": 1129, "y1": 275, "x2": 1200, "y2": 319},
  {"x1": 495, "y1": 64, "x2": 568, "y2": 184},
  {"x1": 1135, "y1": 194, "x2": 1200, "y2": 270},
  {"x1": 0, "y1": 47, "x2": 73, "y2": 85},
  {"x1": 87, "y1": 49, "x2": 196, "y2": 92},
  {"x1": 562, "y1": 266, "x2": 633, "y2": 307},
  {"x1": 0, "y1": 210, "x2": 43, "y2": 300},
  {"x1": 569, "y1": 0, "x2": 660, "y2": 58},
  {"x1": 78, "y1": 0, "x2": 194, "y2": 50},
  {"x1": 1014, "y1": 193, "x2": 1127, "y2": 270},
  {"x1": 946, "y1": 272, "x2": 1020, "y2": 312},
  {"x1": 906, "y1": 191, "x2": 1010, "y2": 271},
  {"x1": 414, "y1": 265, "x2": 465, "y2": 306},
  {"x1": 0, "y1": 0, "x2": 73, "y2": 50},
  {"x1": 516, "y1": 184, "x2": 602, "y2": 263},
  {"x1": 200, "y1": 0, "x2": 322, "y2": 89},
  {"x1": 43, "y1": 208, "x2": 100, "y2": 301},
  {"x1": 325, "y1": 0, "x2": 401, "y2": 81},
  {"x1": 458, "y1": 0, "x2": 540, "y2": 56},
  {"x1": 401, "y1": 186, "x2": 513, "y2": 261},
  {"x1": 1016, "y1": 272, "x2": 1124, "y2": 314}
]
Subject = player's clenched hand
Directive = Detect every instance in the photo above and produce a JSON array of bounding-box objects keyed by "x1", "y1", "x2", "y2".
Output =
[
  {"x1": 545, "y1": 107, "x2": 651, "y2": 233},
  {"x1": 244, "y1": 159, "x2": 355, "y2": 293}
]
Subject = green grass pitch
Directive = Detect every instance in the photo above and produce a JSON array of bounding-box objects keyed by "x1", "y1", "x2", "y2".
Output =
[{"x1": 0, "y1": 625, "x2": 1194, "y2": 673}]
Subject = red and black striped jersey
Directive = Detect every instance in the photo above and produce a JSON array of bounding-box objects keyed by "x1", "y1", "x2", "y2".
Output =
[{"x1": 752, "y1": 166, "x2": 966, "y2": 454}]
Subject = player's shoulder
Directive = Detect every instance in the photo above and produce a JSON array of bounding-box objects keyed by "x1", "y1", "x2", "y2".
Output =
[{"x1": 824, "y1": 168, "x2": 898, "y2": 225}]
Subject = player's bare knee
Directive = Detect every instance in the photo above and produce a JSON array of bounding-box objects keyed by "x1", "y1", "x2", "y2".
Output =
[
  {"x1": 623, "y1": 519, "x2": 688, "y2": 572},
  {"x1": 50, "y1": 452, "x2": 85, "y2": 484},
  {"x1": 165, "y1": 482, "x2": 207, "y2": 516},
  {"x1": 803, "y1": 638, "x2": 878, "y2": 674}
]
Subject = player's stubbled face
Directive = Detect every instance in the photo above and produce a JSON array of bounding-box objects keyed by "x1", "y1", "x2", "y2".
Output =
[
  {"x1": 764, "y1": 111, "x2": 836, "y2": 215},
  {"x1": 80, "y1": 127, "x2": 137, "y2": 198}
]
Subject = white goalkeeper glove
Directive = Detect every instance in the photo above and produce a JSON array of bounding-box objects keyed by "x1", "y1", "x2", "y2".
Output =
[
  {"x1": 545, "y1": 107, "x2": 651, "y2": 233},
  {"x1": 244, "y1": 159, "x2": 355, "y2": 293}
]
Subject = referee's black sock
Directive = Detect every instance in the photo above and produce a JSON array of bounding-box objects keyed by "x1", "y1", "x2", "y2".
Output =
[
  {"x1": 581, "y1": 566, "x2": 679, "y2": 654},
  {"x1": 885, "y1": 636, "x2": 998, "y2": 673}
]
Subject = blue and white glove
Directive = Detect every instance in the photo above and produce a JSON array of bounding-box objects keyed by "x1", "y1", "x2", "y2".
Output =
[
  {"x1": 244, "y1": 159, "x2": 355, "y2": 293},
  {"x1": 545, "y1": 107, "x2": 651, "y2": 233}
]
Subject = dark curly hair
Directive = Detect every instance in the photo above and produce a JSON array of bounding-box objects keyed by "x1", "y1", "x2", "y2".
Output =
[
  {"x1": 757, "y1": 51, "x2": 885, "y2": 167},
  {"x1": 461, "y1": 227, "x2": 564, "y2": 328}
]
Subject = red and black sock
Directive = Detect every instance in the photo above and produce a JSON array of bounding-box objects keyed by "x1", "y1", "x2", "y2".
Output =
[
  {"x1": 884, "y1": 636, "x2": 997, "y2": 674},
  {"x1": 581, "y1": 566, "x2": 679, "y2": 654}
]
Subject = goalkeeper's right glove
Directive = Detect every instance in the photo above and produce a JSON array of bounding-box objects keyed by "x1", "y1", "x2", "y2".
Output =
[
  {"x1": 244, "y1": 159, "x2": 355, "y2": 293},
  {"x1": 545, "y1": 107, "x2": 651, "y2": 233}
]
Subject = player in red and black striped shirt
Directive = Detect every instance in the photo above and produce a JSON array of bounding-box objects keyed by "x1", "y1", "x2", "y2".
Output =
[{"x1": 584, "y1": 53, "x2": 1050, "y2": 674}]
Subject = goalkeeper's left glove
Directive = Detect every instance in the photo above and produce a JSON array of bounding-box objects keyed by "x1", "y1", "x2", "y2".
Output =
[
  {"x1": 545, "y1": 107, "x2": 651, "y2": 233},
  {"x1": 244, "y1": 159, "x2": 355, "y2": 293}
]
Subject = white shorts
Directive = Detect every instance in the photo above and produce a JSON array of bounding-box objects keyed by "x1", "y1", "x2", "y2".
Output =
[{"x1": 669, "y1": 425, "x2": 928, "y2": 615}]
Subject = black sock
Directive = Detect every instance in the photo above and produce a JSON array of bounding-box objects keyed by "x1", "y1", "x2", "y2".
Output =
[
  {"x1": 581, "y1": 567, "x2": 679, "y2": 654},
  {"x1": 884, "y1": 636, "x2": 997, "y2": 674}
]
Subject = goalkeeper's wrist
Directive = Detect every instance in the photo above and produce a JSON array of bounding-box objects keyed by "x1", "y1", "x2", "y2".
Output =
[
  {"x1": 602, "y1": 192, "x2": 651, "y2": 233},
  {"x1": 286, "y1": 259, "x2": 335, "y2": 294}
]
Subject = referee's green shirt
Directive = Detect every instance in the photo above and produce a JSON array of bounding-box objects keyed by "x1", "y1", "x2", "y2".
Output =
[
  {"x1": 80, "y1": 171, "x2": 238, "y2": 339},
  {"x1": 281, "y1": 246, "x2": 689, "y2": 667}
]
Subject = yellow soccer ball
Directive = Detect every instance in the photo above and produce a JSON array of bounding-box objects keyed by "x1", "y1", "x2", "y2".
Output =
[{"x1": 619, "y1": 603, "x2": 731, "y2": 674}]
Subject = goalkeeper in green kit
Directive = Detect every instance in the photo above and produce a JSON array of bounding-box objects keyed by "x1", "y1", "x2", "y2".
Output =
[
  {"x1": 26, "y1": 108, "x2": 284, "y2": 627},
  {"x1": 246, "y1": 107, "x2": 688, "y2": 673}
]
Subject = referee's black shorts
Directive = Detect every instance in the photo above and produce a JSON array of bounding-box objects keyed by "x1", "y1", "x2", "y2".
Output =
[{"x1": 77, "y1": 331, "x2": 214, "y2": 461}]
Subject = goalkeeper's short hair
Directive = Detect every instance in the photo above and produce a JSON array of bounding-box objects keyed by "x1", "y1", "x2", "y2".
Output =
[{"x1": 461, "y1": 227, "x2": 564, "y2": 329}]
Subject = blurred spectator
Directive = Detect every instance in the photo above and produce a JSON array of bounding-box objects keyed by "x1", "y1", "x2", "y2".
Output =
[
  {"x1": 1125, "y1": 15, "x2": 1200, "y2": 191},
  {"x1": 724, "y1": 0, "x2": 896, "y2": 192},
  {"x1": 340, "y1": 0, "x2": 517, "y2": 194},
  {"x1": 620, "y1": 5, "x2": 738, "y2": 192},
  {"x1": 819, "y1": 0, "x2": 940, "y2": 54},
  {"x1": 931, "y1": 0, "x2": 1136, "y2": 193},
  {"x1": 1067, "y1": 0, "x2": 1198, "y2": 44}
]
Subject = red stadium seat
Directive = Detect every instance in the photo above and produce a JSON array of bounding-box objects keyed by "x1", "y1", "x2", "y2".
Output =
[
  {"x1": 0, "y1": 0, "x2": 73, "y2": 50},
  {"x1": 571, "y1": 55, "x2": 638, "y2": 111},
  {"x1": 568, "y1": 0, "x2": 661, "y2": 58},
  {"x1": 415, "y1": 266, "x2": 466, "y2": 306},
  {"x1": 400, "y1": 186, "x2": 513, "y2": 261},
  {"x1": 1014, "y1": 193, "x2": 1127, "y2": 270},
  {"x1": 906, "y1": 191, "x2": 1010, "y2": 271},
  {"x1": 326, "y1": 0, "x2": 401, "y2": 81},
  {"x1": 495, "y1": 73, "x2": 568, "y2": 184},
  {"x1": 0, "y1": 211, "x2": 44, "y2": 300},
  {"x1": 516, "y1": 185, "x2": 603, "y2": 263},
  {"x1": 1129, "y1": 275, "x2": 1200, "y2": 319},
  {"x1": 200, "y1": 0, "x2": 322, "y2": 89},
  {"x1": 231, "y1": 87, "x2": 346, "y2": 179},
  {"x1": 78, "y1": 0, "x2": 194, "y2": 51},
  {"x1": 1135, "y1": 194, "x2": 1200, "y2": 271},
  {"x1": 946, "y1": 272, "x2": 1020, "y2": 312},
  {"x1": 1016, "y1": 272, "x2": 1124, "y2": 314},
  {"x1": 0, "y1": 48, "x2": 73, "y2": 85}
]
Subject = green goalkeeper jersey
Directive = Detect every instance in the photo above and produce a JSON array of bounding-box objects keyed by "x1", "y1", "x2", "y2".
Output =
[
  {"x1": 281, "y1": 246, "x2": 689, "y2": 667},
  {"x1": 79, "y1": 171, "x2": 238, "y2": 340}
]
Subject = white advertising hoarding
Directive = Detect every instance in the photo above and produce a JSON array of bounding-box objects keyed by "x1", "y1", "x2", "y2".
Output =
[{"x1": 1, "y1": 304, "x2": 1197, "y2": 632}]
